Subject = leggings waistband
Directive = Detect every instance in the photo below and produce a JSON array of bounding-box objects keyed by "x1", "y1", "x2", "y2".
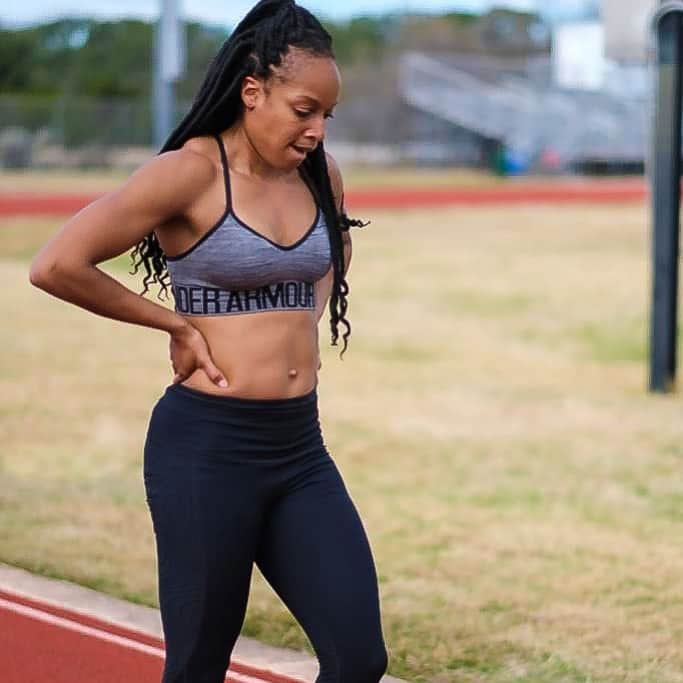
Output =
[{"x1": 165, "y1": 382, "x2": 318, "y2": 411}]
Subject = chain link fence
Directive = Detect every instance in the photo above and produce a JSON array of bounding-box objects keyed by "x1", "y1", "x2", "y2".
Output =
[{"x1": 0, "y1": 52, "x2": 486, "y2": 172}]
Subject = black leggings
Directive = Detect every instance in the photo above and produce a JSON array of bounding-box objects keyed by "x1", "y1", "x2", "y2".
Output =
[{"x1": 143, "y1": 382, "x2": 388, "y2": 683}]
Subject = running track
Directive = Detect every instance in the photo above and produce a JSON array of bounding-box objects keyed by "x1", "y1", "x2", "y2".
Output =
[
  {"x1": 0, "y1": 179, "x2": 649, "y2": 217},
  {"x1": 0, "y1": 587, "x2": 306, "y2": 683}
]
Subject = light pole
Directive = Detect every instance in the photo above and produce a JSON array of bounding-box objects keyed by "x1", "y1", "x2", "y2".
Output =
[
  {"x1": 153, "y1": 0, "x2": 186, "y2": 147},
  {"x1": 650, "y1": 1, "x2": 683, "y2": 392}
]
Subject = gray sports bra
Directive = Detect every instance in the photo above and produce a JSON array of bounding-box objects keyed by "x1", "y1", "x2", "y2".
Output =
[{"x1": 165, "y1": 133, "x2": 332, "y2": 317}]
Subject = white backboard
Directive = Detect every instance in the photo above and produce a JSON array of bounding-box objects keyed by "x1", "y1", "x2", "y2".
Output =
[{"x1": 602, "y1": 0, "x2": 657, "y2": 62}]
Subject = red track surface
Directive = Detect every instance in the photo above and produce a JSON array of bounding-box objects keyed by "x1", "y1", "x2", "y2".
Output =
[
  {"x1": 0, "y1": 180, "x2": 648, "y2": 217},
  {"x1": 346, "y1": 181, "x2": 648, "y2": 208},
  {"x1": 0, "y1": 588, "x2": 306, "y2": 683}
]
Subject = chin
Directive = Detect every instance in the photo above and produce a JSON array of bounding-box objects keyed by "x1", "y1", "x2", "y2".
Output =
[{"x1": 275, "y1": 151, "x2": 301, "y2": 168}]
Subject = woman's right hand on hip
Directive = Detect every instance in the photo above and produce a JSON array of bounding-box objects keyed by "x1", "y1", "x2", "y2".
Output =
[{"x1": 169, "y1": 323, "x2": 229, "y2": 388}]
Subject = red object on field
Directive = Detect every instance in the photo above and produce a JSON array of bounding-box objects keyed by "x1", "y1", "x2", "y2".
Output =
[
  {"x1": 0, "y1": 588, "x2": 306, "y2": 683},
  {"x1": 0, "y1": 180, "x2": 649, "y2": 218}
]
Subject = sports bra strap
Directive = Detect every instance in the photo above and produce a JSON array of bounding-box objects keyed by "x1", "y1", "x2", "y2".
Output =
[
  {"x1": 212, "y1": 133, "x2": 232, "y2": 214},
  {"x1": 211, "y1": 132, "x2": 321, "y2": 213}
]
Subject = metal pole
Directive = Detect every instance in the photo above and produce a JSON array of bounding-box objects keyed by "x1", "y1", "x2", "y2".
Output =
[
  {"x1": 153, "y1": 0, "x2": 186, "y2": 148},
  {"x1": 650, "y1": 2, "x2": 683, "y2": 392},
  {"x1": 153, "y1": 19, "x2": 171, "y2": 148}
]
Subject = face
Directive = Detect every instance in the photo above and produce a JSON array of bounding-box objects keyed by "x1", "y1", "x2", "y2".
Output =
[{"x1": 240, "y1": 48, "x2": 341, "y2": 169}]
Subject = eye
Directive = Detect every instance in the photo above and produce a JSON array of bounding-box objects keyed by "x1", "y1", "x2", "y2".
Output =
[{"x1": 294, "y1": 109, "x2": 335, "y2": 120}]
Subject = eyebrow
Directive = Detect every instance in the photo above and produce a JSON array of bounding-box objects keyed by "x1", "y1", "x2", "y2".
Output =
[{"x1": 295, "y1": 95, "x2": 338, "y2": 110}]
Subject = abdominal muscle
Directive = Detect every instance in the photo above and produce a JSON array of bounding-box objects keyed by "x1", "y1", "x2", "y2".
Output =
[{"x1": 178, "y1": 308, "x2": 320, "y2": 399}]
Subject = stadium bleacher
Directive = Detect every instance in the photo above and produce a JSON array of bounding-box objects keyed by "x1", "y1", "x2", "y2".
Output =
[{"x1": 398, "y1": 50, "x2": 648, "y2": 170}]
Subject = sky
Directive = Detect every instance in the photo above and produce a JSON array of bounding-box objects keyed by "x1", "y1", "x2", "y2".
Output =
[{"x1": 2, "y1": 0, "x2": 596, "y2": 29}]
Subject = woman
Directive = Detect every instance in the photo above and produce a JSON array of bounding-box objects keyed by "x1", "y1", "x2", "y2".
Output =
[{"x1": 28, "y1": 1, "x2": 389, "y2": 682}]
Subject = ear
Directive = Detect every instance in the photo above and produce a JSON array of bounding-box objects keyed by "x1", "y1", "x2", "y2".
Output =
[{"x1": 241, "y1": 75, "x2": 265, "y2": 110}]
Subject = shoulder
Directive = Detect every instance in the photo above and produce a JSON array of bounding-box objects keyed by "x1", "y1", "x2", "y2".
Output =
[
  {"x1": 325, "y1": 150, "x2": 344, "y2": 214},
  {"x1": 176, "y1": 136, "x2": 221, "y2": 190},
  {"x1": 148, "y1": 136, "x2": 216, "y2": 179},
  {"x1": 131, "y1": 139, "x2": 216, "y2": 209},
  {"x1": 98, "y1": 140, "x2": 218, "y2": 224}
]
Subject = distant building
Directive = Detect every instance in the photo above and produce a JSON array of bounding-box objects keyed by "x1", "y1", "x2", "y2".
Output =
[
  {"x1": 601, "y1": 0, "x2": 655, "y2": 63},
  {"x1": 550, "y1": 2, "x2": 652, "y2": 97},
  {"x1": 552, "y1": 21, "x2": 606, "y2": 91},
  {"x1": 479, "y1": 8, "x2": 552, "y2": 56},
  {"x1": 392, "y1": 8, "x2": 551, "y2": 56},
  {"x1": 328, "y1": 6, "x2": 652, "y2": 172}
]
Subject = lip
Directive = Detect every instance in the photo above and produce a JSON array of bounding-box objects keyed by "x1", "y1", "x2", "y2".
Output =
[
  {"x1": 292, "y1": 144, "x2": 315, "y2": 154},
  {"x1": 290, "y1": 146, "x2": 306, "y2": 160}
]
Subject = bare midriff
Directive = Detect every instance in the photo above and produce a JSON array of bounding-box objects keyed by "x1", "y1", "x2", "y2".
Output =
[{"x1": 179, "y1": 308, "x2": 320, "y2": 399}]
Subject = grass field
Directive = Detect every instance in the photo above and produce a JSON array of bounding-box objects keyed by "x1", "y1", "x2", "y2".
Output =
[
  {"x1": 2, "y1": 182, "x2": 683, "y2": 682},
  {"x1": 0, "y1": 164, "x2": 603, "y2": 194},
  {"x1": 0, "y1": 165, "x2": 504, "y2": 193}
]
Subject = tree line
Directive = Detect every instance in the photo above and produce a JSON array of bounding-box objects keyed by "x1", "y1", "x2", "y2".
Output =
[
  {"x1": 0, "y1": 10, "x2": 541, "y2": 150},
  {"x1": 0, "y1": 11, "x2": 498, "y2": 99}
]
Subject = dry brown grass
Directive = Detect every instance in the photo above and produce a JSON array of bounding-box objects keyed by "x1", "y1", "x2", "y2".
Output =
[
  {"x1": 2, "y1": 199, "x2": 683, "y2": 682},
  {"x1": 1, "y1": 164, "x2": 522, "y2": 193},
  {"x1": 0, "y1": 169, "x2": 130, "y2": 192}
]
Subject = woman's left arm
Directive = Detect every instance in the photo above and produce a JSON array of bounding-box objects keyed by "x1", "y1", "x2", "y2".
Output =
[{"x1": 315, "y1": 151, "x2": 351, "y2": 322}]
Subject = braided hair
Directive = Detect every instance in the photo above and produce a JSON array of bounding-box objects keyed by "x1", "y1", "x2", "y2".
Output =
[{"x1": 130, "y1": 0, "x2": 368, "y2": 358}]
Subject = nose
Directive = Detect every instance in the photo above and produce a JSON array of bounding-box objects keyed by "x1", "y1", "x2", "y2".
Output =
[{"x1": 306, "y1": 115, "x2": 326, "y2": 145}]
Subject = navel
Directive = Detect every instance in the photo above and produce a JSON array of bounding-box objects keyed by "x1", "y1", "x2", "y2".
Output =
[{"x1": 288, "y1": 368, "x2": 298, "y2": 378}]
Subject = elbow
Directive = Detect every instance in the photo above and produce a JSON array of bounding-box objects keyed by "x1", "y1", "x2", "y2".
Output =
[
  {"x1": 29, "y1": 257, "x2": 73, "y2": 292},
  {"x1": 29, "y1": 258, "x2": 53, "y2": 290}
]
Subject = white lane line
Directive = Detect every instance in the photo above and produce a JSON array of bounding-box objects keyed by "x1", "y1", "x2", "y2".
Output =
[
  {"x1": 0, "y1": 596, "x2": 270, "y2": 683},
  {"x1": 228, "y1": 674, "x2": 278, "y2": 683},
  {"x1": 0, "y1": 596, "x2": 167, "y2": 658}
]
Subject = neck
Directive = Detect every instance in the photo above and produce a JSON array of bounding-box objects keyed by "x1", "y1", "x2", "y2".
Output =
[{"x1": 221, "y1": 125, "x2": 294, "y2": 182}]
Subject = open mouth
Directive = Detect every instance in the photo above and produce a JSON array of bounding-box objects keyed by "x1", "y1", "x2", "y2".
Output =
[{"x1": 291, "y1": 145, "x2": 313, "y2": 155}]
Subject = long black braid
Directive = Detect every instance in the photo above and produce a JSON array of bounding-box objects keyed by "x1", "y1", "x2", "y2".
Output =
[{"x1": 129, "y1": 0, "x2": 368, "y2": 357}]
